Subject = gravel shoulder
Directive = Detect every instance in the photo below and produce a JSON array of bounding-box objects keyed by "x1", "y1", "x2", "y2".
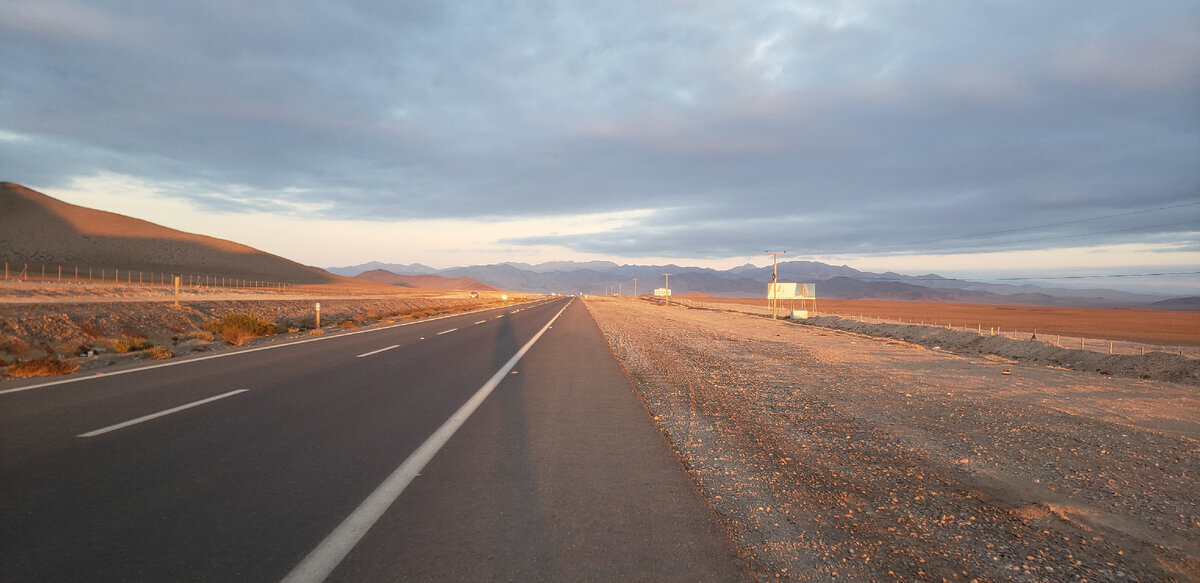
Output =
[{"x1": 586, "y1": 297, "x2": 1200, "y2": 582}]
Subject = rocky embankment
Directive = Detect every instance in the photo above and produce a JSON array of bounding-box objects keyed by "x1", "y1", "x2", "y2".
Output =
[{"x1": 0, "y1": 293, "x2": 500, "y2": 371}]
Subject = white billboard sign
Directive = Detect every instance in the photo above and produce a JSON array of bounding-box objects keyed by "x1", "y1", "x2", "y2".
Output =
[
  {"x1": 654, "y1": 288, "x2": 672, "y2": 297},
  {"x1": 767, "y1": 282, "x2": 797, "y2": 300},
  {"x1": 798, "y1": 283, "x2": 815, "y2": 300}
]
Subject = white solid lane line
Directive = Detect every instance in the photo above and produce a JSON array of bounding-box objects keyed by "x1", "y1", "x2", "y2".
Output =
[
  {"x1": 436, "y1": 328, "x2": 457, "y2": 335},
  {"x1": 356, "y1": 345, "x2": 400, "y2": 358},
  {"x1": 280, "y1": 298, "x2": 574, "y2": 583},
  {"x1": 77, "y1": 389, "x2": 249, "y2": 438}
]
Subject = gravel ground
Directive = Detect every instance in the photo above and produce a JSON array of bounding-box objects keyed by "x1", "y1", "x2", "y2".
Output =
[{"x1": 585, "y1": 298, "x2": 1200, "y2": 582}]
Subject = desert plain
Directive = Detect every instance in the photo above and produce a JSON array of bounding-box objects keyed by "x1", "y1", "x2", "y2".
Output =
[{"x1": 586, "y1": 297, "x2": 1199, "y2": 582}]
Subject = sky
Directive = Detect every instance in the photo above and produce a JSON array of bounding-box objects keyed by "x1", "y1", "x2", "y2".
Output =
[{"x1": 2, "y1": 1, "x2": 1198, "y2": 294}]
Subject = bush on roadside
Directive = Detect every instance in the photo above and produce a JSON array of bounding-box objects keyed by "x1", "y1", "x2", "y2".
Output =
[
  {"x1": 204, "y1": 313, "x2": 276, "y2": 347},
  {"x1": 339, "y1": 320, "x2": 358, "y2": 329},
  {"x1": 1, "y1": 339, "x2": 31, "y2": 356},
  {"x1": 110, "y1": 335, "x2": 152, "y2": 354},
  {"x1": 5, "y1": 356, "x2": 80, "y2": 378},
  {"x1": 185, "y1": 330, "x2": 215, "y2": 342},
  {"x1": 145, "y1": 345, "x2": 173, "y2": 360}
]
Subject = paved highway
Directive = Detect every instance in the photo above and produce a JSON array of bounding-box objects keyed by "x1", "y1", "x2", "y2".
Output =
[{"x1": 1, "y1": 297, "x2": 750, "y2": 581}]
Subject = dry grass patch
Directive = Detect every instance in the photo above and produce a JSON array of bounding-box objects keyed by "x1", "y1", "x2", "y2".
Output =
[
  {"x1": 145, "y1": 345, "x2": 173, "y2": 360},
  {"x1": 5, "y1": 356, "x2": 80, "y2": 378},
  {"x1": 109, "y1": 335, "x2": 152, "y2": 354},
  {"x1": 185, "y1": 330, "x2": 215, "y2": 342}
]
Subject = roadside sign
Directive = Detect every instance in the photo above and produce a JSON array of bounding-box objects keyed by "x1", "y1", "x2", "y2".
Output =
[{"x1": 767, "y1": 282, "x2": 797, "y2": 300}]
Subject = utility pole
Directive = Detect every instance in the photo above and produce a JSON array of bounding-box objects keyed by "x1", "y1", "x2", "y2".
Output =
[
  {"x1": 765, "y1": 251, "x2": 787, "y2": 319},
  {"x1": 633, "y1": 278, "x2": 637, "y2": 297},
  {"x1": 618, "y1": 282, "x2": 622, "y2": 296},
  {"x1": 663, "y1": 273, "x2": 671, "y2": 306}
]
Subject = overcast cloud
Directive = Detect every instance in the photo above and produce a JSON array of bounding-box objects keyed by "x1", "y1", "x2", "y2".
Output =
[{"x1": 2, "y1": 0, "x2": 1198, "y2": 262}]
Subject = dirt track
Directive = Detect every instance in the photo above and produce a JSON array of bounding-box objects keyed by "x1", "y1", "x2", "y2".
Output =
[{"x1": 586, "y1": 298, "x2": 1200, "y2": 582}]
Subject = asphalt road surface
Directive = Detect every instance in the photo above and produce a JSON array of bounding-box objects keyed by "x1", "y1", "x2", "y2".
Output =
[{"x1": 1, "y1": 297, "x2": 751, "y2": 582}]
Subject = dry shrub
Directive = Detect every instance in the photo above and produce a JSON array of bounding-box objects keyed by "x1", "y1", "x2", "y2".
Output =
[
  {"x1": 287, "y1": 327, "x2": 299, "y2": 334},
  {"x1": 186, "y1": 330, "x2": 215, "y2": 342},
  {"x1": 309, "y1": 329, "x2": 324, "y2": 336},
  {"x1": 6, "y1": 356, "x2": 80, "y2": 378},
  {"x1": 221, "y1": 326, "x2": 253, "y2": 346},
  {"x1": 146, "y1": 345, "x2": 173, "y2": 360},
  {"x1": 2, "y1": 339, "x2": 32, "y2": 356},
  {"x1": 110, "y1": 335, "x2": 152, "y2": 354},
  {"x1": 205, "y1": 313, "x2": 275, "y2": 346},
  {"x1": 352, "y1": 313, "x2": 368, "y2": 324},
  {"x1": 339, "y1": 320, "x2": 358, "y2": 329},
  {"x1": 204, "y1": 313, "x2": 275, "y2": 336}
]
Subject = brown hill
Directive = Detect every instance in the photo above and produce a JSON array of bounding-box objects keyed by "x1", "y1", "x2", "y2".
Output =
[
  {"x1": 355, "y1": 269, "x2": 497, "y2": 291},
  {"x1": 0, "y1": 182, "x2": 339, "y2": 285}
]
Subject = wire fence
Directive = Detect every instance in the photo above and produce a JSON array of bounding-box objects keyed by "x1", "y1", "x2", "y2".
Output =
[
  {"x1": 2, "y1": 262, "x2": 298, "y2": 290},
  {"x1": 680, "y1": 298, "x2": 1200, "y2": 359}
]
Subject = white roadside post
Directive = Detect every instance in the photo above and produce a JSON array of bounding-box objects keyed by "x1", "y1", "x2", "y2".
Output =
[{"x1": 315, "y1": 303, "x2": 321, "y2": 328}]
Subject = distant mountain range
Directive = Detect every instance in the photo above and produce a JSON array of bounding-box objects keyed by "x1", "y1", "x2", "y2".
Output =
[
  {"x1": 354, "y1": 269, "x2": 496, "y2": 291},
  {"x1": 327, "y1": 260, "x2": 1193, "y2": 308}
]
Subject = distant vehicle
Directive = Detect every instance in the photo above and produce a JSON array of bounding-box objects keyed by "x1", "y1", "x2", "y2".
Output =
[{"x1": 469, "y1": 291, "x2": 479, "y2": 298}]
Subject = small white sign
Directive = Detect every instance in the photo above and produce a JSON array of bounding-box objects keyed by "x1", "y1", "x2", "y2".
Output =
[{"x1": 654, "y1": 288, "x2": 672, "y2": 297}]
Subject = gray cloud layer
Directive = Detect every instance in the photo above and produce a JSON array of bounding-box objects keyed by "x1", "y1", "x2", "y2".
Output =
[{"x1": 2, "y1": 1, "x2": 1197, "y2": 258}]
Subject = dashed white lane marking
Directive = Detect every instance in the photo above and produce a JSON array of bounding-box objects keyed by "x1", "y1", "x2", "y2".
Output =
[
  {"x1": 356, "y1": 345, "x2": 400, "y2": 358},
  {"x1": 280, "y1": 298, "x2": 573, "y2": 583},
  {"x1": 474, "y1": 320, "x2": 487, "y2": 325},
  {"x1": 78, "y1": 389, "x2": 249, "y2": 438},
  {"x1": 436, "y1": 328, "x2": 457, "y2": 335}
]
